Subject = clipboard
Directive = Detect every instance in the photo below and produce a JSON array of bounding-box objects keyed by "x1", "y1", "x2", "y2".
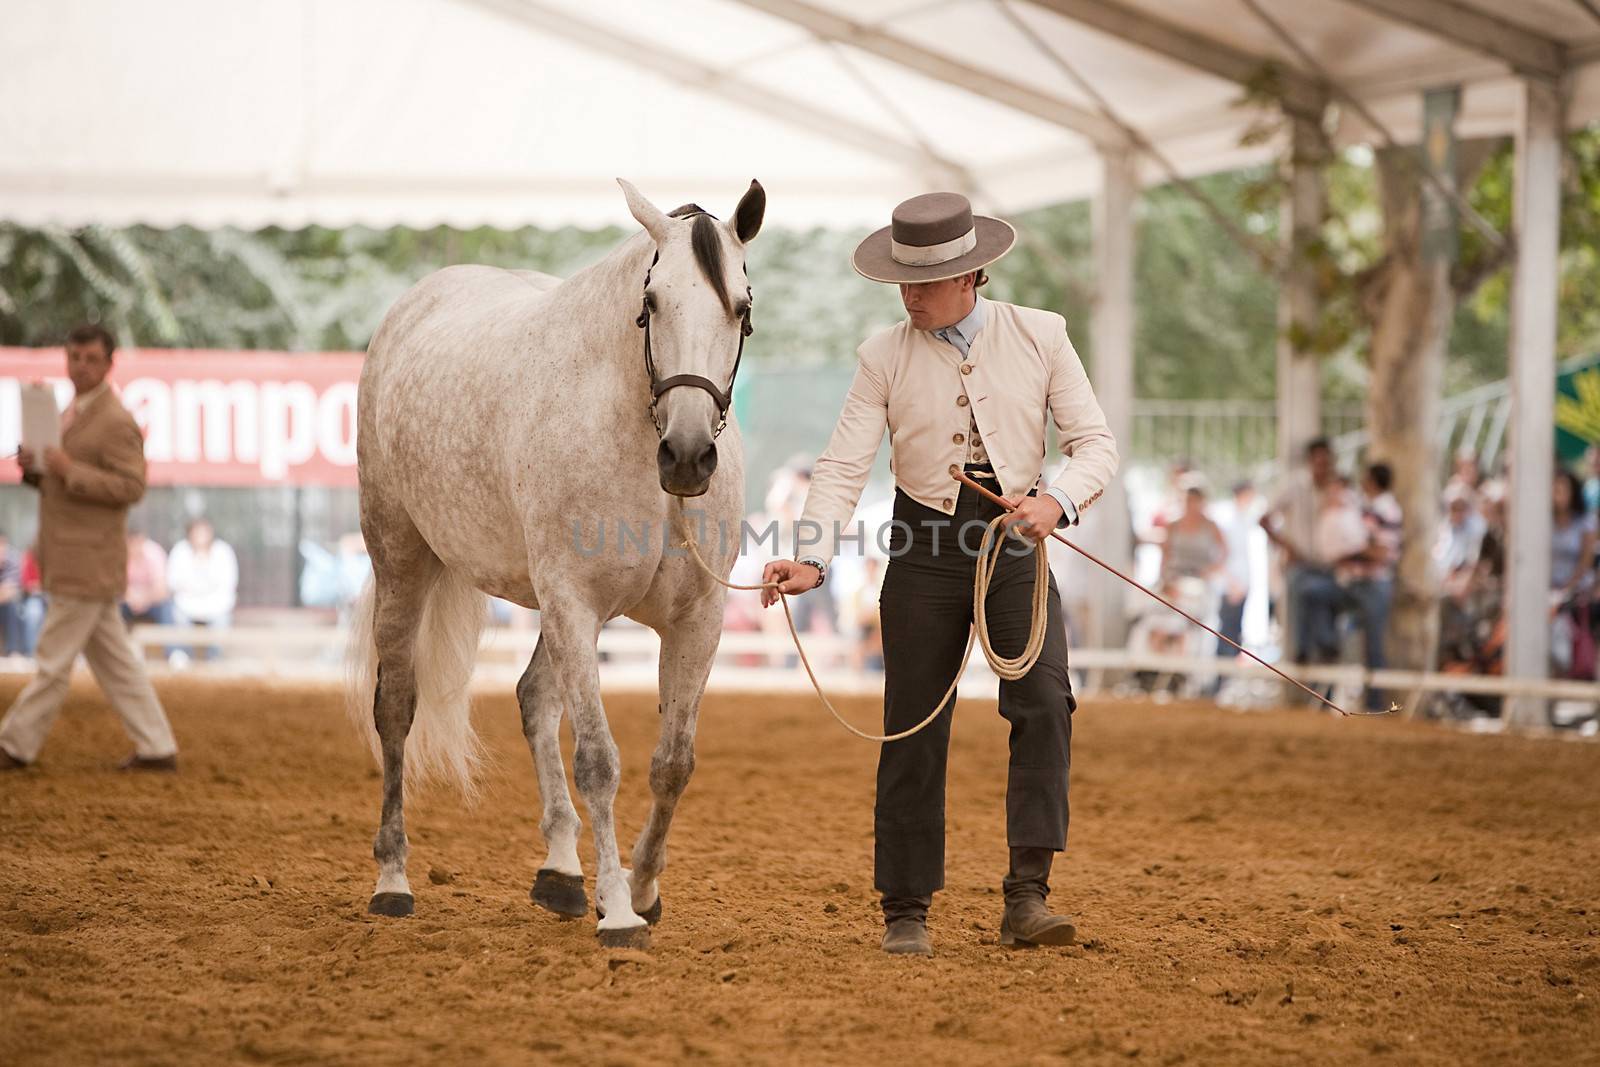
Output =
[{"x1": 20, "y1": 384, "x2": 61, "y2": 471}]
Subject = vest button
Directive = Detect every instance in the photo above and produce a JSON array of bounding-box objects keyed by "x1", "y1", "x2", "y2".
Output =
[
  {"x1": 952, "y1": 433, "x2": 965, "y2": 445},
  {"x1": 942, "y1": 498, "x2": 953, "y2": 509},
  {"x1": 948, "y1": 463, "x2": 960, "y2": 477},
  {"x1": 956, "y1": 395, "x2": 969, "y2": 407},
  {"x1": 960, "y1": 364, "x2": 973, "y2": 375}
]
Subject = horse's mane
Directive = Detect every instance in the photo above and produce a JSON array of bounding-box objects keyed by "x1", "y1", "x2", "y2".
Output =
[{"x1": 667, "y1": 203, "x2": 734, "y2": 317}]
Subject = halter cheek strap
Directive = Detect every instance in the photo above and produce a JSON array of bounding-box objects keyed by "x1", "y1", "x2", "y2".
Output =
[{"x1": 635, "y1": 217, "x2": 753, "y2": 439}]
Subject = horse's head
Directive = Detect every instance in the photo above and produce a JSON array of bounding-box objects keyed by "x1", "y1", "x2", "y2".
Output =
[{"x1": 618, "y1": 178, "x2": 765, "y2": 498}]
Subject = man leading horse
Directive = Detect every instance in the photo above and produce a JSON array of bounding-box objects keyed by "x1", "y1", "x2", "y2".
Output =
[{"x1": 762, "y1": 192, "x2": 1119, "y2": 957}]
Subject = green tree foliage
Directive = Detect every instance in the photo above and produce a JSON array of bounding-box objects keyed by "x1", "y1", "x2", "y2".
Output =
[
  {"x1": 3, "y1": 131, "x2": 1596, "y2": 396},
  {"x1": 1256, "y1": 126, "x2": 1600, "y2": 399},
  {"x1": 1458, "y1": 130, "x2": 1600, "y2": 377}
]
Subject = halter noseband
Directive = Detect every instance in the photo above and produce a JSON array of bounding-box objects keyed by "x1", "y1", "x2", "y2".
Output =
[{"x1": 635, "y1": 211, "x2": 753, "y2": 439}]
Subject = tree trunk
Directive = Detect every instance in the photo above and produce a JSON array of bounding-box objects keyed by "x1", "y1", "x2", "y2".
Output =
[{"x1": 1365, "y1": 148, "x2": 1451, "y2": 672}]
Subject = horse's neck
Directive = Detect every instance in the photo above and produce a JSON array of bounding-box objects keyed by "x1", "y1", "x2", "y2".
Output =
[{"x1": 557, "y1": 234, "x2": 654, "y2": 363}]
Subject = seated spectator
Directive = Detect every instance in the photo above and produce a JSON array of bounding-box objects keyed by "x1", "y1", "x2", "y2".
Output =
[
  {"x1": 1580, "y1": 444, "x2": 1600, "y2": 519},
  {"x1": 167, "y1": 517, "x2": 238, "y2": 663},
  {"x1": 1474, "y1": 485, "x2": 1506, "y2": 588},
  {"x1": 123, "y1": 529, "x2": 174, "y2": 627},
  {"x1": 1447, "y1": 448, "x2": 1481, "y2": 498},
  {"x1": 1159, "y1": 478, "x2": 1227, "y2": 586},
  {"x1": 1150, "y1": 478, "x2": 1226, "y2": 659},
  {"x1": 1434, "y1": 485, "x2": 1485, "y2": 600},
  {"x1": 1147, "y1": 459, "x2": 1194, "y2": 544},
  {"x1": 1552, "y1": 469, "x2": 1597, "y2": 602},
  {"x1": 1550, "y1": 469, "x2": 1598, "y2": 681}
]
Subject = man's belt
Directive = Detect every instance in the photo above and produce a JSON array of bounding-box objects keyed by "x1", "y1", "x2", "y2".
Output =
[{"x1": 962, "y1": 463, "x2": 1000, "y2": 481}]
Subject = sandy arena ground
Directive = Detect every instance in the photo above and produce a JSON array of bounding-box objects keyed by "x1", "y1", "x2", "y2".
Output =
[{"x1": 1, "y1": 674, "x2": 1597, "y2": 1066}]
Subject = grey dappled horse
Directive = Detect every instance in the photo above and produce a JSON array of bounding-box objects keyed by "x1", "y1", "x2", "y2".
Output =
[{"x1": 346, "y1": 180, "x2": 764, "y2": 948}]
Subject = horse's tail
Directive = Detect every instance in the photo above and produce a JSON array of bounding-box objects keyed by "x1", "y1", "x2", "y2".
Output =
[{"x1": 344, "y1": 567, "x2": 488, "y2": 798}]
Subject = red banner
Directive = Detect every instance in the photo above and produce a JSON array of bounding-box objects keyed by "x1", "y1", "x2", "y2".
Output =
[{"x1": 0, "y1": 348, "x2": 365, "y2": 487}]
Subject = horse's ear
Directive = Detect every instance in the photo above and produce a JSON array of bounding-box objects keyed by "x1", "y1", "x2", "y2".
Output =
[
  {"x1": 617, "y1": 178, "x2": 669, "y2": 241},
  {"x1": 732, "y1": 179, "x2": 765, "y2": 245}
]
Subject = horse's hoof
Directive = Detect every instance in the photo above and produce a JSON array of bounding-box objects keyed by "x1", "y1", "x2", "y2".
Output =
[
  {"x1": 595, "y1": 896, "x2": 662, "y2": 926},
  {"x1": 597, "y1": 924, "x2": 651, "y2": 950},
  {"x1": 531, "y1": 869, "x2": 588, "y2": 919},
  {"x1": 368, "y1": 892, "x2": 414, "y2": 918}
]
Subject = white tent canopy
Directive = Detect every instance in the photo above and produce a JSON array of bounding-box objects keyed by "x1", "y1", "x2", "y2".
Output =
[{"x1": 4, "y1": 0, "x2": 1599, "y2": 228}]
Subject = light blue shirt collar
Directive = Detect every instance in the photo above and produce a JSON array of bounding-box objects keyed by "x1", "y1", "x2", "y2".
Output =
[{"x1": 934, "y1": 296, "x2": 985, "y2": 358}]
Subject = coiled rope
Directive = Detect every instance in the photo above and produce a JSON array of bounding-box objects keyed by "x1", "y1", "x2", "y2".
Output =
[{"x1": 676, "y1": 502, "x2": 1049, "y2": 742}]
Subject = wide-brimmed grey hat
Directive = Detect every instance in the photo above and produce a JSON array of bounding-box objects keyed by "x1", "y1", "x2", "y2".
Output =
[{"x1": 852, "y1": 191, "x2": 1016, "y2": 284}]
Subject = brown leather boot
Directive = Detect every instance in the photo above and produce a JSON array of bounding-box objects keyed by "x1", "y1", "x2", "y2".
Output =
[
  {"x1": 118, "y1": 752, "x2": 178, "y2": 773},
  {"x1": 881, "y1": 894, "x2": 933, "y2": 957},
  {"x1": 999, "y1": 847, "x2": 1076, "y2": 948}
]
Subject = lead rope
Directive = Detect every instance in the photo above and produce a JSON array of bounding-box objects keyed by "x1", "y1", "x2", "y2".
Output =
[{"x1": 674, "y1": 501, "x2": 1050, "y2": 742}]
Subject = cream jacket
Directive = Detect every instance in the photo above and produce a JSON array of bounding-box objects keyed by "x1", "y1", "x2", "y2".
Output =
[{"x1": 800, "y1": 300, "x2": 1118, "y2": 562}]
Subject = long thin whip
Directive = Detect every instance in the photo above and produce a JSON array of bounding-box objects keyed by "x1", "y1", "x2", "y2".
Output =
[{"x1": 675, "y1": 473, "x2": 1393, "y2": 738}]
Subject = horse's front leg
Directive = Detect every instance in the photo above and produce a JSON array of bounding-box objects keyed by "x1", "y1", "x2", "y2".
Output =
[
  {"x1": 519, "y1": 637, "x2": 587, "y2": 919},
  {"x1": 627, "y1": 607, "x2": 722, "y2": 923},
  {"x1": 540, "y1": 597, "x2": 648, "y2": 948}
]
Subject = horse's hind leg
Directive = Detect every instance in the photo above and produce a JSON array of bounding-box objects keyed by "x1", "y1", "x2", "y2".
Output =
[
  {"x1": 539, "y1": 595, "x2": 647, "y2": 948},
  {"x1": 365, "y1": 513, "x2": 442, "y2": 918},
  {"x1": 626, "y1": 609, "x2": 722, "y2": 924},
  {"x1": 520, "y1": 637, "x2": 587, "y2": 918}
]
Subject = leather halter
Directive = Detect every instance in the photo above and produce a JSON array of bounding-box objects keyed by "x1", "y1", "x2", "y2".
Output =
[{"x1": 635, "y1": 211, "x2": 753, "y2": 439}]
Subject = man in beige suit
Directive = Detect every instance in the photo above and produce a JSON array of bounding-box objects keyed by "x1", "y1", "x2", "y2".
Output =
[
  {"x1": 762, "y1": 193, "x2": 1118, "y2": 956},
  {"x1": 0, "y1": 324, "x2": 178, "y2": 772}
]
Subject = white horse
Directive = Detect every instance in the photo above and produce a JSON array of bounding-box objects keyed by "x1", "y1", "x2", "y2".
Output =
[{"x1": 346, "y1": 179, "x2": 764, "y2": 948}]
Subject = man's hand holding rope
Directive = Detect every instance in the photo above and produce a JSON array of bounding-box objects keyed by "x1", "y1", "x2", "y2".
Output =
[
  {"x1": 1003, "y1": 493, "x2": 1063, "y2": 545},
  {"x1": 759, "y1": 559, "x2": 820, "y2": 607}
]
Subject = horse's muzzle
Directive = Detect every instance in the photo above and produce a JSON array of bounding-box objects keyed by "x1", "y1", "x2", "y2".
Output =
[{"x1": 658, "y1": 436, "x2": 717, "y2": 497}]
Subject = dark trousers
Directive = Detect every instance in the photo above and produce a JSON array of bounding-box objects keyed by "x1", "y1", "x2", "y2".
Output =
[
  {"x1": 0, "y1": 601, "x2": 23, "y2": 656},
  {"x1": 1340, "y1": 577, "x2": 1393, "y2": 712},
  {"x1": 875, "y1": 484, "x2": 1075, "y2": 900},
  {"x1": 1290, "y1": 564, "x2": 1343, "y2": 663},
  {"x1": 1216, "y1": 595, "x2": 1245, "y2": 658},
  {"x1": 121, "y1": 600, "x2": 174, "y2": 628},
  {"x1": 1341, "y1": 577, "x2": 1392, "y2": 672}
]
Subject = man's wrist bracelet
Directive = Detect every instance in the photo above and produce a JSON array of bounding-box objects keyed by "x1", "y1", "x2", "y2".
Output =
[{"x1": 797, "y1": 557, "x2": 827, "y2": 588}]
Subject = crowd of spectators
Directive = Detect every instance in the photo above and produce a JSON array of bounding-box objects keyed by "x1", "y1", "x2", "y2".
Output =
[
  {"x1": 1434, "y1": 445, "x2": 1600, "y2": 708},
  {"x1": 0, "y1": 518, "x2": 241, "y2": 668},
  {"x1": 1119, "y1": 437, "x2": 1600, "y2": 718}
]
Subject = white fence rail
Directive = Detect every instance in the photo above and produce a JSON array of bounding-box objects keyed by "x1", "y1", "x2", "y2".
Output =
[{"x1": 77, "y1": 624, "x2": 1598, "y2": 711}]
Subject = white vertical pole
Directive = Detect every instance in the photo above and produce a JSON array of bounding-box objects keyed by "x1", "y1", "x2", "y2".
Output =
[
  {"x1": 1277, "y1": 113, "x2": 1325, "y2": 472},
  {"x1": 1273, "y1": 113, "x2": 1326, "y2": 696},
  {"x1": 1504, "y1": 78, "x2": 1563, "y2": 729},
  {"x1": 1086, "y1": 147, "x2": 1137, "y2": 649}
]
